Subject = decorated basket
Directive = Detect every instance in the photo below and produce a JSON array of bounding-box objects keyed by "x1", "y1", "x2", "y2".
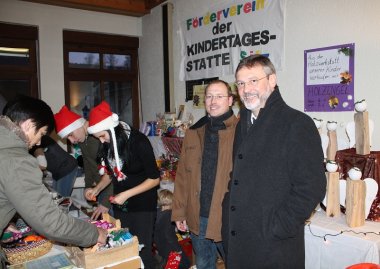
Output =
[{"x1": 4, "y1": 239, "x2": 53, "y2": 265}]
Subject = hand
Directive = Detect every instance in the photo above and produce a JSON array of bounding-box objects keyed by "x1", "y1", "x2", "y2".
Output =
[
  {"x1": 175, "y1": 220, "x2": 188, "y2": 232},
  {"x1": 96, "y1": 227, "x2": 108, "y2": 246},
  {"x1": 90, "y1": 204, "x2": 110, "y2": 221},
  {"x1": 84, "y1": 188, "x2": 98, "y2": 201},
  {"x1": 109, "y1": 192, "x2": 128, "y2": 205}
]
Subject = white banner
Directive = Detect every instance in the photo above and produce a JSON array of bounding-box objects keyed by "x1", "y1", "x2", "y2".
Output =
[{"x1": 178, "y1": 0, "x2": 285, "y2": 81}]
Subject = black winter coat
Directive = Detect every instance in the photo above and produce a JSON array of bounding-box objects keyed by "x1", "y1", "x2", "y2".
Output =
[{"x1": 222, "y1": 89, "x2": 326, "y2": 268}]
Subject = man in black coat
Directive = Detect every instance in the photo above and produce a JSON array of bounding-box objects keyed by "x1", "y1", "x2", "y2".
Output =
[{"x1": 222, "y1": 55, "x2": 326, "y2": 268}]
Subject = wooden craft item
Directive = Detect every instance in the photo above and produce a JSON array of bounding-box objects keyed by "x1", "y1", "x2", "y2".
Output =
[
  {"x1": 346, "y1": 179, "x2": 366, "y2": 227},
  {"x1": 327, "y1": 130, "x2": 337, "y2": 161},
  {"x1": 363, "y1": 178, "x2": 378, "y2": 218},
  {"x1": 354, "y1": 111, "x2": 370, "y2": 155},
  {"x1": 326, "y1": 172, "x2": 340, "y2": 217}
]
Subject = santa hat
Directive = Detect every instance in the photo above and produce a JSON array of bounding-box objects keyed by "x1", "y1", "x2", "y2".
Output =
[
  {"x1": 54, "y1": 106, "x2": 86, "y2": 138},
  {"x1": 87, "y1": 101, "x2": 119, "y2": 134},
  {"x1": 88, "y1": 101, "x2": 125, "y2": 181}
]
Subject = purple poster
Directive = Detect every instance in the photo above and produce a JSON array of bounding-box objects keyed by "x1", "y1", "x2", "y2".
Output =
[{"x1": 304, "y1": 43, "x2": 355, "y2": 112}]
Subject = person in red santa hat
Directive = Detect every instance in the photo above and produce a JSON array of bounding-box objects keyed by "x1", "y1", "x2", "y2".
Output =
[
  {"x1": 54, "y1": 105, "x2": 114, "y2": 220},
  {"x1": 85, "y1": 101, "x2": 160, "y2": 269}
]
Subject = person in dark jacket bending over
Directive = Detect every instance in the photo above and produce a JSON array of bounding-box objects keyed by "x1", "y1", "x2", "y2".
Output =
[
  {"x1": 30, "y1": 135, "x2": 78, "y2": 197},
  {"x1": 221, "y1": 55, "x2": 326, "y2": 269},
  {"x1": 54, "y1": 105, "x2": 114, "y2": 220},
  {"x1": 0, "y1": 96, "x2": 107, "y2": 267},
  {"x1": 172, "y1": 80, "x2": 238, "y2": 269}
]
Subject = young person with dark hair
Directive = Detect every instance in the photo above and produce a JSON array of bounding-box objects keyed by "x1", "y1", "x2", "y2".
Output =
[
  {"x1": 0, "y1": 96, "x2": 107, "y2": 266},
  {"x1": 85, "y1": 101, "x2": 160, "y2": 269}
]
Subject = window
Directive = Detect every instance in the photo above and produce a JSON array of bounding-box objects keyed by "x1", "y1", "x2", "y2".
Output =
[
  {"x1": 0, "y1": 23, "x2": 39, "y2": 104},
  {"x1": 63, "y1": 31, "x2": 139, "y2": 128}
]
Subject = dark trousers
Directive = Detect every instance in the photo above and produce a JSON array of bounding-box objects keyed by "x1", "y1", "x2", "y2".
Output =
[{"x1": 114, "y1": 210, "x2": 156, "y2": 269}]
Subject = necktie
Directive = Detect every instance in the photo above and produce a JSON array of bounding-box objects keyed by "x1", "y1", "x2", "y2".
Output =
[{"x1": 247, "y1": 112, "x2": 254, "y2": 132}]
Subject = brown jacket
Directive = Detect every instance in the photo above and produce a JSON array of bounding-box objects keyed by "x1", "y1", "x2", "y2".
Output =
[{"x1": 171, "y1": 114, "x2": 238, "y2": 241}]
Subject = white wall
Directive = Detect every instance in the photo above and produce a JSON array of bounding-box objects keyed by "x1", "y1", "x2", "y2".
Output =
[
  {"x1": 139, "y1": 6, "x2": 165, "y2": 123},
  {"x1": 0, "y1": 0, "x2": 141, "y2": 114},
  {"x1": 165, "y1": 0, "x2": 380, "y2": 150}
]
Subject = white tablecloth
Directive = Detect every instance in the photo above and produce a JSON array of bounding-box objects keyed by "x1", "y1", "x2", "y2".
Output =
[{"x1": 305, "y1": 211, "x2": 380, "y2": 269}]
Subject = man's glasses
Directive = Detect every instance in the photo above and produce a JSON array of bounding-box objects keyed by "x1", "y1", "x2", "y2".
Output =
[
  {"x1": 205, "y1": 95, "x2": 230, "y2": 101},
  {"x1": 235, "y1": 75, "x2": 269, "y2": 89}
]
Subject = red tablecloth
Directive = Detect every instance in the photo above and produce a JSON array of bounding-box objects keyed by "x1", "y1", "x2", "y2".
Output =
[{"x1": 161, "y1": 137, "x2": 183, "y2": 156}]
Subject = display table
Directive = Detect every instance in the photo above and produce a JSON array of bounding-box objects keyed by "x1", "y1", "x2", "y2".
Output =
[
  {"x1": 13, "y1": 245, "x2": 144, "y2": 269},
  {"x1": 305, "y1": 210, "x2": 380, "y2": 268},
  {"x1": 8, "y1": 210, "x2": 144, "y2": 269}
]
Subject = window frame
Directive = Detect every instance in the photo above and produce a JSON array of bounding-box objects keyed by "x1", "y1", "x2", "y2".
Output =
[
  {"x1": 63, "y1": 30, "x2": 140, "y2": 128},
  {"x1": 0, "y1": 23, "x2": 39, "y2": 98}
]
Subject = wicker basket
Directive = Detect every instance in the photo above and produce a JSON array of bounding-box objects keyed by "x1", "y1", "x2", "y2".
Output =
[{"x1": 4, "y1": 239, "x2": 53, "y2": 265}]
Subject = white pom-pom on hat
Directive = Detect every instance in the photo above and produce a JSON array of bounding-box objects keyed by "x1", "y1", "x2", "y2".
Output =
[{"x1": 111, "y1": 113, "x2": 119, "y2": 122}]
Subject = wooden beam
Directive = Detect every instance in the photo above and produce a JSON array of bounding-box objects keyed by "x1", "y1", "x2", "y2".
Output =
[
  {"x1": 21, "y1": 0, "x2": 165, "y2": 17},
  {"x1": 145, "y1": 0, "x2": 165, "y2": 10}
]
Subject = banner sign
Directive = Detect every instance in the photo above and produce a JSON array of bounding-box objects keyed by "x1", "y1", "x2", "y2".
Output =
[
  {"x1": 178, "y1": 0, "x2": 285, "y2": 81},
  {"x1": 304, "y1": 43, "x2": 355, "y2": 112}
]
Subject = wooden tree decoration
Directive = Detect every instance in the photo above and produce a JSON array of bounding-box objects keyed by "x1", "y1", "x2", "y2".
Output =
[
  {"x1": 325, "y1": 121, "x2": 340, "y2": 217},
  {"x1": 354, "y1": 100, "x2": 370, "y2": 155},
  {"x1": 346, "y1": 167, "x2": 366, "y2": 227},
  {"x1": 326, "y1": 121, "x2": 338, "y2": 161},
  {"x1": 325, "y1": 161, "x2": 340, "y2": 217}
]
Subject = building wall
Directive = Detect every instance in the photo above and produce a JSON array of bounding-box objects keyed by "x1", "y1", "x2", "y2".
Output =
[
  {"x1": 167, "y1": 0, "x2": 380, "y2": 150},
  {"x1": 1, "y1": 0, "x2": 380, "y2": 150},
  {"x1": 139, "y1": 6, "x2": 165, "y2": 124},
  {"x1": 0, "y1": 0, "x2": 141, "y2": 114}
]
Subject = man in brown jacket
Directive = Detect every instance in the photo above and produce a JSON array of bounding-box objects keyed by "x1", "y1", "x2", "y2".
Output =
[{"x1": 172, "y1": 80, "x2": 238, "y2": 269}]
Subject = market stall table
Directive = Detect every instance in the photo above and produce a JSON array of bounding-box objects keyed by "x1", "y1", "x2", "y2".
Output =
[
  {"x1": 7, "y1": 210, "x2": 144, "y2": 269},
  {"x1": 8, "y1": 245, "x2": 143, "y2": 269},
  {"x1": 305, "y1": 210, "x2": 380, "y2": 269}
]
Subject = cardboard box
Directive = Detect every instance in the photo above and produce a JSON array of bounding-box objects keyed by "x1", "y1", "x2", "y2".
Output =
[
  {"x1": 104, "y1": 256, "x2": 141, "y2": 269},
  {"x1": 67, "y1": 236, "x2": 139, "y2": 269},
  {"x1": 100, "y1": 213, "x2": 122, "y2": 232},
  {"x1": 66, "y1": 214, "x2": 139, "y2": 269}
]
